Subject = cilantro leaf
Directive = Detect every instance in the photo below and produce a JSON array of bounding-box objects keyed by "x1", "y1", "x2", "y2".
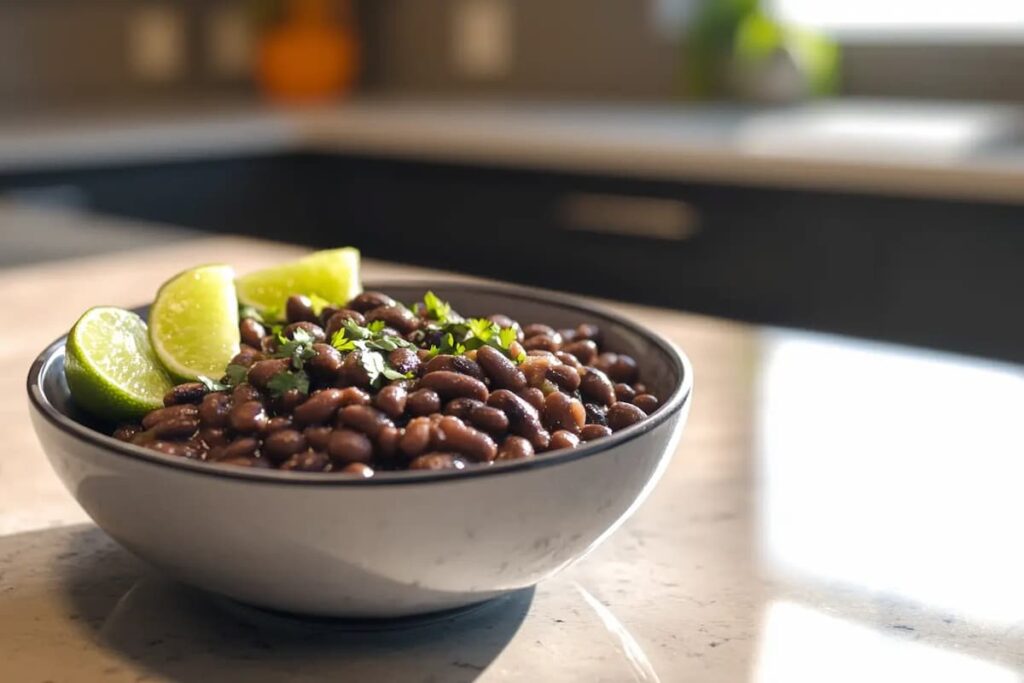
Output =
[
  {"x1": 224, "y1": 363, "x2": 250, "y2": 387},
  {"x1": 498, "y1": 327, "x2": 517, "y2": 349},
  {"x1": 367, "y1": 320, "x2": 387, "y2": 334},
  {"x1": 267, "y1": 370, "x2": 310, "y2": 397}
]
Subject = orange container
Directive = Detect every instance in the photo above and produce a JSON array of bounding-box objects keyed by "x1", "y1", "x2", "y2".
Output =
[{"x1": 257, "y1": 0, "x2": 358, "y2": 103}]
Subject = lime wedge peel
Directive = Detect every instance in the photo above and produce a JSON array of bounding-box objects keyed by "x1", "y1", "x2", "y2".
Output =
[
  {"x1": 149, "y1": 264, "x2": 240, "y2": 382},
  {"x1": 235, "y1": 248, "x2": 362, "y2": 316},
  {"x1": 65, "y1": 307, "x2": 174, "y2": 421}
]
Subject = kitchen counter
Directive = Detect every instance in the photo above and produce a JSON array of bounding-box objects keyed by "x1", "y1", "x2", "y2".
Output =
[
  {"x1": 3, "y1": 98, "x2": 1024, "y2": 203},
  {"x1": 2, "y1": 211, "x2": 1024, "y2": 681}
]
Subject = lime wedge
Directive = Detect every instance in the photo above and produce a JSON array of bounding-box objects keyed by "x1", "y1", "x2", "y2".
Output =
[
  {"x1": 149, "y1": 264, "x2": 240, "y2": 381},
  {"x1": 66, "y1": 307, "x2": 174, "y2": 421},
  {"x1": 235, "y1": 248, "x2": 362, "y2": 315}
]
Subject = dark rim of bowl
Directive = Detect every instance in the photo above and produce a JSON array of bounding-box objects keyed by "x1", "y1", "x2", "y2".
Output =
[{"x1": 27, "y1": 280, "x2": 692, "y2": 486}]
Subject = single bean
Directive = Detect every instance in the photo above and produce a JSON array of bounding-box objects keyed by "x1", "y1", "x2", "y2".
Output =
[
  {"x1": 265, "y1": 416, "x2": 293, "y2": 434},
  {"x1": 562, "y1": 340, "x2": 598, "y2": 366},
  {"x1": 239, "y1": 318, "x2": 266, "y2": 348},
  {"x1": 338, "y1": 351, "x2": 372, "y2": 388},
  {"x1": 199, "y1": 393, "x2": 232, "y2": 428},
  {"x1": 142, "y1": 404, "x2": 198, "y2": 430},
  {"x1": 325, "y1": 309, "x2": 366, "y2": 338},
  {"x1": 388, "y1": 347, "x2": 421, "y2": 375},
  {"x1": 555, "y1": 351, "x2": 583, "y2": 370},
  {"x1": 558, "y1": 328, "x2": 578, "y2": 343},
  {"x1": 518, "y1": 387, "x2": 545, "y2": 412},
  {"x1": 400, "y1": 417, "x2": 434, "y2": 457},
  {"x1": 221, "y1": 437, "x2": 261, "y2": 460},
  {"x1": 608, "y1": 354, "x2": 639, "y2": 384},
  {"x1": 286, "y1": 295, "x2": 319, "y2": 324},
  {"x1": 374, "y1": 384, "x2": 408, "y2": 418},
  {"x1": 377, "y1": 425, "x2": 401, "y2": 459},
  {"x1": 247, "y1": 358, "x2": 291, "y2": 390},
  {"x1": 496, "y1": 436, "x2": 534, "y2": 461},
  {"x1": 280, "y1": 450, "x2": 330, "y2": 472},
  {"x1": 523, "y1": 323, "x2": 557, "y2": 338},
  {"x1": 633, "y1": 394, "x2": 659, "y2": 413},
  {"x1": 342, "y1": 462, "x2": 375, "y2": 478},
  {"x1": 365, "y1": 305, "x2": 420, "y2": 335},
  {"x1": 199, "y1": 427, "x2": 230, "y2": 447},
  {"x1": 614, "y1": 383, "x2": 636, "y2": 402},
  {"x1": 542, "y1": 392, "x2": 586, "y2": 434},
  {"x1": 229, "y1": 401, "x2": 269, "y2": 434},
  {"x1": 487, "y1": 390, "x2": 550, "y2": 451},
  {"x1": 263, "y1": 429, "x2": 308, "y2": 463},
  {"x1": 549, "y1": 430, "x2": 581, "y2": 450},
  {"x1": 438, "y1": 416, "x2": 497, "y2": 462},
  {"x1": 523, "y1": 334, "x2": 562, "y2": 352},
  {"x1": 304, "y1": 425, "x2": 333, "y2": 451},
  {"x1": 408, "y1": 453, "x2": 467, "y2": 471},
  {"x1": 327, "y1": 429, "x2": 373, "y2": 464},
  {"x1": 282, "y1": 321, "x2": 326, "y2": 343},
  {"x1": 507, "y1": 340, "x2": 526, "y2": 361},
  {"x1": 419, "y1": 371, "x2": 488, "y2": 402},
  {"x1": 584, "y1": 402, "x2": 608, "y2": 426},
  {"x1": 547, "y1": 364, "x2": 581, "y2": 393},
  {"x1": 580, "y1": 368, "x2": 617, "y2": 406},
  {"x1": 468, "y1": 405, "x2": 509, "y2": 435},
  {"x1": 348, "y1": 291, "x2": 396, "y2": 313},
  {"x1": 338, "y1": 386, "x2": 372, "y2": 406},
  {"x1": 337, "y1": 405, "x2": 394, "y2": 437},
  {"x1": 273, "y1": 389, "x2": 305, "y2": 415},
  {"x1": 230, "y1": 346, "x2": 265, "y2": 368},
  {"x1": 423, "y1": 354, "x2": 486, "y2": 380},
  {"x1": 406, "y1": 389, "x2": 441, "y2": 416},
  {"x1": 319, "y1": 306, "x2": 341, "y2": 327},
  {"x1": 575, "y1": 323, "x2": 602, "y2": 345},
  {"x1": 594, "y1": 352, "x2": 618, "y2": 376},
  {"x1": 476, "y1": 345, "x2": 526, "y2": 390},
  {"x1": 163, "y1": 382, "x2": 208, "y2": 407},
  {"x1": 293, "y1": 388, "x2": 346, "y2": 426},
  {"x1": 520, "y1": 355, "x2": 557, "y2": 388},
  {"x1": 307, "y1": 343, "x2": 343, "y2": 380},
  {"x1": 444, "y1": 397, "x2": 484, "y2": 421},
  {"x1": 607, "y1": 402, "x2": 647, "y2": 431},
  {"x1": 150, "y1": 417, "x2": 200, "y2": 440},
  {"x1": 580, "y1": 424, "x2": 613, "y2": 441},
  {"x1": 260, "y1": 334, "x2": 280, "y2": 354}
]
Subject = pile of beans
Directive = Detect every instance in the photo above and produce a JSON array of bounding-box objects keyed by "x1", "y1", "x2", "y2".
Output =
[{"x1": 113, "y1": 291, "x2": 660, "y2": 476}]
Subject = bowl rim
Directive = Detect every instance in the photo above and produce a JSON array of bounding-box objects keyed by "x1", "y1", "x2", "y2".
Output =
[{"x1": 27, "y1": 279, "x2": 693, "y2": 487}]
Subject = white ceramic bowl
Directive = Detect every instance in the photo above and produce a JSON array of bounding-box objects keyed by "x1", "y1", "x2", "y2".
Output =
[{"x1": 28, "y1": 282, "x2": 692, "y2": 618}]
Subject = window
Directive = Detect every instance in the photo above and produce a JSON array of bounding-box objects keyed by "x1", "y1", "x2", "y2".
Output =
[{"x1": 770, "y1": 0, "x2": 1024, "y2": 39}]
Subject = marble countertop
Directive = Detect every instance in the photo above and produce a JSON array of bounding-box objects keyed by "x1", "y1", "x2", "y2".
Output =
[
  {"x1": 3, "y1": 98, "x2": 1024, "y2": 203},
  {"x1": 2, "y1": 209, "x2": 1024, "y2": 681}
]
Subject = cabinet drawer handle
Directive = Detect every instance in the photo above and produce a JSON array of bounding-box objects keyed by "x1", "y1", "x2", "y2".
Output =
[{"x1": 558, "y1": 193, "x2": 701, "y2": 241}]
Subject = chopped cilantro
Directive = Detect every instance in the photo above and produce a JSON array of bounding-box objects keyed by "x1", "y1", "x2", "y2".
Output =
[
  {"x1": 224, "y1": 363, "x2": 250, "y2": 387},
  {"x1": 267, "y1": 369, "x2": 310, "y2": 396}
]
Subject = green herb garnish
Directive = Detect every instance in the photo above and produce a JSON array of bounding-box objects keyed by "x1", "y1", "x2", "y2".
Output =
[{"x1": 267, "y1": 369, "x2": 310, "y2": 396}]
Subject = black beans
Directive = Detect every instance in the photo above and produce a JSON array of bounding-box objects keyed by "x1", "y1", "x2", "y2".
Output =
[
  {"x1": 286, "y1": 295, "x2": 319, "y2": 324},
  {"x1": 580, "y1": 424, "x2": 613, "y2": 441},
  {"x1": 239, "y1": 318, "x2": 266, "y2": 348},
  {"x1": 328, "y1": 429, "x2": 373, "y2": 464},
  {"x1": 294, "y1": 388, "x2": 345, "y2": 426},
  {"x1": 406, "y1": 388, "x2": 441, "y2": 416},
  {"x1": 476, "y1": 345, "x2": 526, "y2": 390},
  {"x1": 607, "y1": 402, "x2": 647, "y2": 431},
  {"x1": 348, "y1": 291, "x2": 396, "y2": 313},
  {"x1": 122, "y1": 288, "x2": 658, "y2": 475},
  {"x1": 374, "y1": 384, "x2": 407, "y2": 418},
  {"x1": 229, "y1": 401, "x2": 269, "y2": 434},
  {"x1": 263, "y1": 429, "x2": 307, "y2": 463},
  {"x1": 365, "y1": 305, "x2": 420, "y2": 335},
  {"x1": 419, "y1": 371, "x2": 489, "y2": 402},
  {"x1": 163, "y1": 382, "x2": 208, "y2": 407},
  {"x1": 633, "y1": 394, "x2": 659, "y2": 413},
  {"x1": 580, "y1": 368, "x2": 617, "y2": 406}
]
